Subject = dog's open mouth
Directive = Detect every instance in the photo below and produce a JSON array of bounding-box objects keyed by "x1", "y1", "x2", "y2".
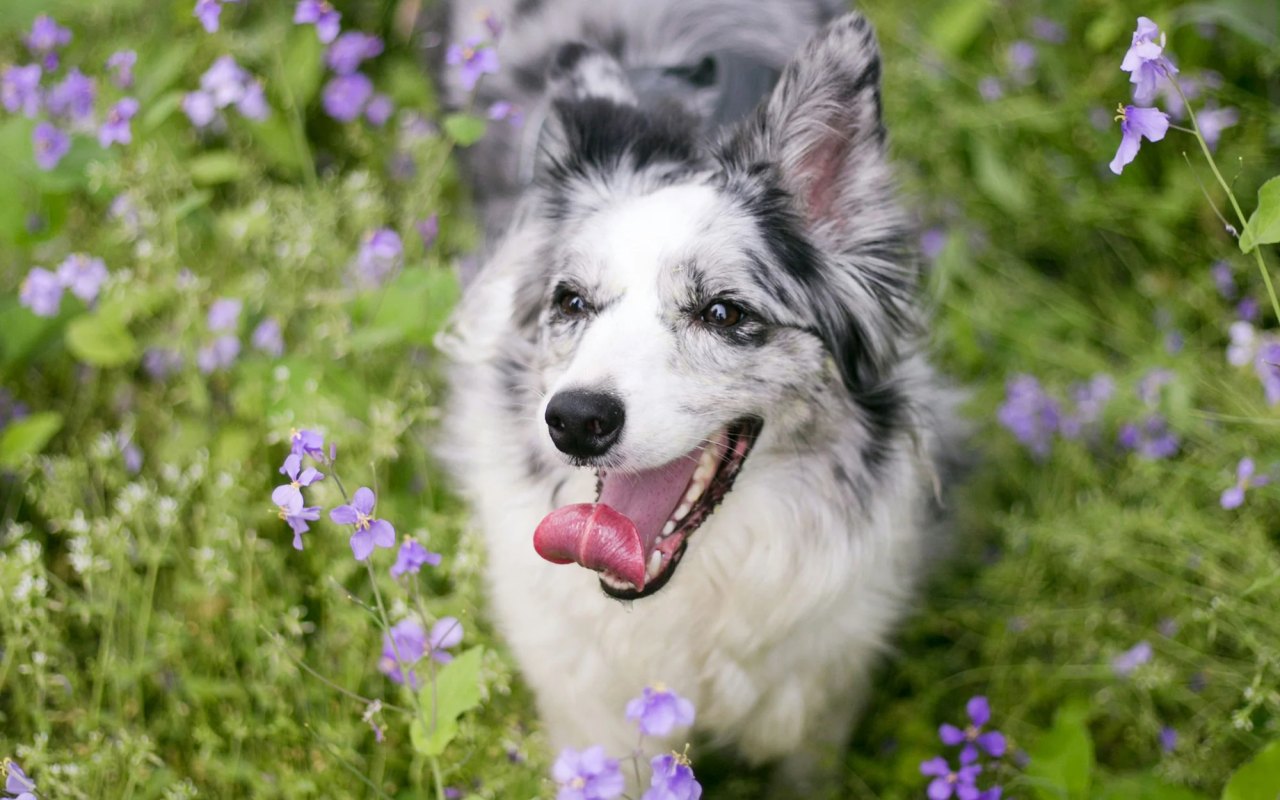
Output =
[{"x1": 533, "y1": 418, "x2": 761, "y2": 599}]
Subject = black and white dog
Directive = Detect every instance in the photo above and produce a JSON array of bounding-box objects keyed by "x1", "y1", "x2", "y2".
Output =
[{"x1": 436, "y1": 0, "x2": 962, "y2": 789}]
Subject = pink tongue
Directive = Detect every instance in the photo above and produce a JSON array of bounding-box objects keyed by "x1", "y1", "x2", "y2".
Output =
[{"x1": 533, "y1": 448, "x2": 704, "y2": 587}]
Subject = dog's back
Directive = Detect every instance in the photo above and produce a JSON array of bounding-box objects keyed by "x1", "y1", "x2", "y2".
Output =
[{"x1": 438, "y1": 0, "x2": 844, "y2": 237}]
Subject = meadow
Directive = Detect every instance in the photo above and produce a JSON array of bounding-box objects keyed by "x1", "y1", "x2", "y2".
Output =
[{"x1": 1, "y1": 0, "x2": 1278, "y2": 798}]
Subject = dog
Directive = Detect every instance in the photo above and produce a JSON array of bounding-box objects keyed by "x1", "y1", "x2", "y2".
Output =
[{"x1": 435, "y1": 0, "x2": 963, "y2": 791}]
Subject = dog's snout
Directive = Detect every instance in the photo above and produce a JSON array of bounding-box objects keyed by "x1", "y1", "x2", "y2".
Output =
[{"x1": 545, "y1": 390, "x2": 625, "y2": 458}]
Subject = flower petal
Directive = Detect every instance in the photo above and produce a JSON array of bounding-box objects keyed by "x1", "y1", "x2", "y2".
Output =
[
  {"x1": 920, "y1": 756, "x2": 951, "y2": 777},
  {"x1": 369, "y1": 518, "x2": 396, "y2": 548},
  {"x1": 966, "y1": 696, "x2": 991, "y2": 727},
  {"x1": 1220, "y1": 486, "x2": 1245, "y2": 510},
  {"x1": 353, "y1": 486, "x2": 376, "y2": 515},
  {"x1": 928, "y1": 777, "x2": 954, "y2": 800},
  {"x1": 978, "y1": 730, "x2": 1007, "y2": 757},
  {"x1": 430, "y1": 616, "x2": 464, "y2": 650},
  {"x1": 351, "y1": 529, "x2": 375, "y2": 560},
  {"x1": 330, "y1": 503, "x2": 359, "y2": 525},
  {"x1": 940, "y1": 723, "x2": 966, "y2": 745},
  {"x1": 272, "y1": 484, "x2": 301, "y2": 509},
  {"x1": 1109, "y1": 129, "x2": 1142, "y2": 175}
]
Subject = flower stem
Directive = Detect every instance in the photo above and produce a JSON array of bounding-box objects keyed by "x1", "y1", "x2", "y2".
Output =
[{"x1": 1172, "y1": 82, "x2": 1280, "y2": 321}]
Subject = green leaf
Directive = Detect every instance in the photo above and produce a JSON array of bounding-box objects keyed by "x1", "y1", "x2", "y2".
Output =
[
  {"x1": 282, "y1": 27, "x2": 326, "y2": 108},
  {"x1": 140, "y1": 90, "x2": 185, "y2": 132},
  {"x1": 972, "y1": 136, "x2": 1030, "y2": 214},
  {"x1": 410, "y1": 646, "x2": 484, "y2": 756},
  {"x1": 189, "y1": 151, "x2": 251, "y2": 186},
  {"x1": 1222, "y1": 740, "x2": 1280, "y2": 800},
  {"x1": 1097, "y1": 774, "x2": 1206, "y2": 800},
  {"x1": 928, "y1": 0, "x2": 993, "y2": 58},
  {"x1": 1026, "y1": 702, "x2": 1094, "y2": 800},
  {"x1": 65, "y1": 313, "x2": 138, "y2": 368},
  {"x1": 351, "y1": 267, "x2": 460, "y2": 352},
  {"x1": 1239, "y1": 176, "x2": 1280, "y2": 253},
  {"x1": 443, "y1": 113, "x2": 488, "y2": 147},
  {"x1": 247, "y1": 115, "x2": 306, "y2": 177},
  {"x1": 0, "y1": 412, "x2": 63, "y2": 468}
]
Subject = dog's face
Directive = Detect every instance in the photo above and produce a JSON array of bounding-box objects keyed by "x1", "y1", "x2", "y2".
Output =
[{"x1": 520, "y1": 15, "x2": 919, "y2": 599}]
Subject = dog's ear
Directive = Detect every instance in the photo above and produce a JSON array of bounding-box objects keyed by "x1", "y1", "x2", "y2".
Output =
[
  {"x1": 719, "y1": 13, "x2": 916, "y2": 393},
  {"x1": 721, "y1": 12, "x2": 892, "y2": 246}
]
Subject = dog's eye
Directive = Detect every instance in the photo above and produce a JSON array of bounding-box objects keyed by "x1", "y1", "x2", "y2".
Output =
[
  {"x1": 700, "y1": 300, "x2": 744, "y2": 328},
  {"x1": 556, "y1": 291, "x2": 589, "y2": 317}
]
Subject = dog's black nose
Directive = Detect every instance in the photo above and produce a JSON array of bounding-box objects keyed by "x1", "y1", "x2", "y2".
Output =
[{"x1": 545, "y1": 390, "x2": 625, "y2": 458}]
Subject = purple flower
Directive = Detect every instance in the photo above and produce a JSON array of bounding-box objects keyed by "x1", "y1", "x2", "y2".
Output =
[
  {"x1": 118, "y1": 432, "x2": 143, "y2": 474},
  {"x1": 46, "y1": 68, "x2": 97, "y2": 123},
  {"x1": 1211, "y1": 260, "x2": 1236, "y2": 299},
  {"x1": 201, "y1": 56, "x2": 249, "y2": 108},
  {"x1": 143, "y1": 348, "x2": 183, "y2": 380},
  {"x1": 642, "y1": 753, "x2": 702, "y2": 800},
  {"x1": 379, "y1": 618, "x2": 427, "y2": 686},
  {"x1": 364, "y1": 94, "x2": 394, "y2": 127},
  {"x1": 251, "y1": 318, "x2": 284, "y2": 357},
  {"x1": 939, "y1": 696, "x2": 1006, "y2": 764},
  {"x1": 294, "y1": 0, "x2": 342, "y2": 44},
  {"x1": 32, "y1": 118, "x2": 70, "y2": 170},
  {"x1": 107, "y1": 50, "x2": 137, "y2": 88},
  {"x1": 354, "y1": 228, "x2": 404, "y2": 286},
  {"x1": 1031, "y1": 17, "x2": 1066, "y2": 44},
  {"x1": 289, "y1": 428, "x2": 326, "y2": 460},
  {"x1": 1120, "y1": 17, "x2": 1177, "y2": 105},
  {"x1": 326, "y1": 32, "x2": 384, "y2": 75},
  {"x1": 1198, "y1": 106, "x2": 1238, "y2": 151},
  {"x1": 1109, "y1": 105, "x2": 1169, "y2": 175},
  {"x1": 920, "y1": 227, "x2": 947, "y2": 260},
  {"x1": 978, "y1": 77, "x2": 1003, "y2": 102},
  {"x1": 446, "y1": 37, "x2": 500, "y2": 91},
  {"x1": 427, "y1": 616, "x2": 464, "y2": 663},
  {"x1": 19, "y1": 267, "x2": 63, "y2": 317},
  {"x1": 1227, "y1": 321, "x2": 1256, "y2": 367},
  {"x1": 1060, "y1": 373, "x2": 1114, "y2": 439},
  {"x1": 1256, "y1": 339, "x2": 1280, "y2": 405},
  {"x1": 481, "y1": 11, "x2": 503, "y2": 40},
  {"x1": 920, "y1": 756, "x2": 982, "y2": 800},
  {"x1": 275, "y1": 492, "x2": 321, "y2": 550},
  {"x1": 2, "y1": 64, "x2": 43, "y2": 118},
  {"x1": 195, "y1": 0, "x2": 224, "y2": 32},
  {"x1": 237, "y1": 79, "x2": 269, "y2": 121},
  {"x1": 997, "y1": 375, "x2": 1060, "y2": 459},
  {"x1": 207, "y1": 298, "x2": 242, "y2": 331},
  {"x1": 182, "y1": 91, "x2": 218, "y2": 128},
  {"x1": 1160, "y1": 727, "x2": 1178, "y2": 753},
  {"x1": 4, "y1": 759, "x2": 38, "y2": 800},
  {"x1": 25, "y1": 15, "x2": 71, "y2": 59},
  {"x1": 416, "y1": 214, "x2": 440, "y2": 249},
  {"x1": 98, "y1": 97, "x2": 139, "y2": 148},
  {"x1": 1117, "y1": 415, "x2": 1179, "y2": 460},
  {"x1": 1221, "y1": 457, "x2": 1269, "y2": 510},
  {"x1": 487, "y1": 100, "x2": 523, "y2": 127},
  {"x1": 390, "y1": 538, "x2": 442, "y2": 578},
  {"x1": 1007, "y1": 41, "x2": 1037, "y2": 84},
  {"x1": 272, "y1": 453, "x2": 324, "y2": 508},
  {"x1": 331, "y1": 487, "x2": 396, "y2": 560},
  {"x1": 1237, "y1": 297, "x2": 1260, "y2": 322},
  {"x1": 552, "y1": 746, "x2": 625, "y2": 800},
  {"x1": 196, "y1": 335, "x2": 241, "y2": 374},
  {"x1": 322, "y1": 73, "x2": 373, "y2": 122},
  {"x1": 57, "y1": 254, "x2": 109, "y2": 303},
  {"x1": 625, "y1": 684, "x2": 696, "y2": 737},
  {"x1": 0, "y1": 389, "x2": 31, "y2": 432},
  {"x1": 1112, "y1": 640, "x2": 1153, "y2": 676},
  {"x1": 1136, "y1": 368, "x2": 1173, "y2": 406}
]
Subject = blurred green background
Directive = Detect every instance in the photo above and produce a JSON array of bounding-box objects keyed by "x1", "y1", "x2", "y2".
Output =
[{"x1": 1, "y1": 0, "x2": 1278, "y2": 797}]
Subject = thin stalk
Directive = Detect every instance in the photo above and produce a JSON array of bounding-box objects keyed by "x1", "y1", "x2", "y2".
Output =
[{"x1": 1172, "y1": 81, "x2": 1280, "y2": 321}]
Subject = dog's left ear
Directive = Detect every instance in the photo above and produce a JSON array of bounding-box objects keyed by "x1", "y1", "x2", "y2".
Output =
[
  {"x1": 719, "y1": 13, "x2": 915, "y2": 391},
  {"x1": 720, "y1": 12, "x2": 894, "y2": 246}
]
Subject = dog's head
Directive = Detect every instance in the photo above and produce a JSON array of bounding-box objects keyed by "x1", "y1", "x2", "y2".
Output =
[{"x1": 510, "y1": 14, "x2": 918, "y2": 598}]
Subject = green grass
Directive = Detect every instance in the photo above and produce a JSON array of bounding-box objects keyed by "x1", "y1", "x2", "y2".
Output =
[{"x1": 1, "y1": 0, "x2": 1278, "y2": 798}]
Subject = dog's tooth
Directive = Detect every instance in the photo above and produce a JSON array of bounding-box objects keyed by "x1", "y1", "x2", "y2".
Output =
[
  {"x1": 674, "y1": 501, "x2": 691, "y2": 521},
  {"x1": 698, "y1": 448, "x2": 717, "y2": 472},
  {"x1": 662, "y1": 520, "x2": 676, "y2": 536},
  {"x1": 646, "y1": 551, "x2": 662, "y2": 581},
  {"x1": 685, "y1": 481, "x2": 706, "y2": 504}
]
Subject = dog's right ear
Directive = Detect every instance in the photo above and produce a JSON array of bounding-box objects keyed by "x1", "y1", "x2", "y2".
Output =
[{"x1": 533, "y1": 43, "x2": 700, "y2": 215}]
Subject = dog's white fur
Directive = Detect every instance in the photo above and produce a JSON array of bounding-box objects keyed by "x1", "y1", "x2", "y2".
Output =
[{"x1": 436, "y1": 0, "x2": 962, "y2": 787}]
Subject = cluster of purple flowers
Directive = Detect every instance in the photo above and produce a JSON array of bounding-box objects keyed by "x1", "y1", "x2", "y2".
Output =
[
  {"x1": 1220, "y1": 457, "x2": 1269, "y2": 510},
  {"x1": 974, "y1": 17, "x2": 1066, "y2": 103},
  {"x1": 920, "y1": 696, "x2": 1006, "y2": 800},
  {"x1": 353, "y1": 229, "x2": 404, "y2": 286},
  {"x1": 1, "y1": 16, "x2": 139, "y2": 169},
  {"x1": 553, "y1": 684, "x2": 701, "y2": 800},
  {"x1": 183, "y1": 56, "x2": 268, "y2": 129},
  {"x1": 193, "y1": 298, "x2": 283, "y2": 374},
  {"x1": 2, "y1": 759, "x2": 37, "y2": 800},
  {"x1": 447, "y1": 14, "x2": 502, "y2": 93},
  {"x1": 1224, "y1": 321, "x2": 1280, "y2": 405},
  {"x1": 285, "y1": 2, "x2": 395, "y2": 124},
  {"x1": 1109, "y1": 17, "x2": 1175, "y2": 174},
  {"x1": 379, "y1": 616, "x2": 462, "y2": 687},
  {"x1": 996, "y1": 373, "x2": 1115, "y2": 459},
  {"x1": 18, "y1": 254, "x2": 109, "y2": 317}
]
